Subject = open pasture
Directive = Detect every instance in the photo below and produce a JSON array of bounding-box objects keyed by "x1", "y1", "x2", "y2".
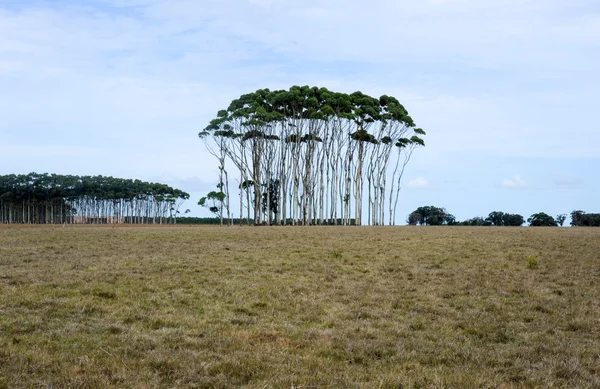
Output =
[{"x1": 0, "y1": 225, "x2": 599, "y2": 388}]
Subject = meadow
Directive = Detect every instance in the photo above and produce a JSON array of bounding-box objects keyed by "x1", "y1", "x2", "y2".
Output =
[{"x1": 0, "y1": 225, "x2": 599, "y2": 388}]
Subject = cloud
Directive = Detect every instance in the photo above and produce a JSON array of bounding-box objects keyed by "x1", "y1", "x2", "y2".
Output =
[
  {"x1": 553, "y1": 175, "x2": 584, "y2": 189},
  {"x1": 501, "y1": 175, "x2": 528, "y2": 189},
  {"x1": 0, "y1": 0, "x2": 599, "y2": 188},
  {"x1": 407, "y1": 177, "x2": 432, "y2": 189}
]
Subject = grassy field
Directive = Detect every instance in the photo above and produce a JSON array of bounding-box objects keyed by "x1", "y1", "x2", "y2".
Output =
[{"x1": 0, "y1": 225, "x2": 599, "y2": 388}]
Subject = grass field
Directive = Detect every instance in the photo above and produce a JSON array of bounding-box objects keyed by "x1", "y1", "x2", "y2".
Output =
[{"x1": 0, "y1": 225, "x2": 599, "y2": 388}]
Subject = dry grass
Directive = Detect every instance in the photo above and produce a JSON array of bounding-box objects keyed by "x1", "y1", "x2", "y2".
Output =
[{"x1": 0, "y1": 225, "x2": 599, "y2": 388}]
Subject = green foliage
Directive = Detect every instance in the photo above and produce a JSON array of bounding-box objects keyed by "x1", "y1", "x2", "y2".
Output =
[
  {"x1": 459, "y1": 217, "x2": 492, "y2": 226},
  {"x1": 200, "y1": 86, "x2": 425, "y2": 148},
  {"x1": 239, "y1": 180, "x2": 254, "y2": 190},
  {"x1": 407, "y1": 206, "x2": 456, "y2": 226},
  {"x1": 556, "y1": 214, "x2": 567, "y2": 227},
  {"x1": 0, "y1": 172, "x2": 189, "y2": 224},
  {"x1": 528, "y1": 212, "x2": 558, "y2": 227},
  {"x1": 262, "y1": 179, "x2": 280, "y2": 221},
  {"x1": 503, "y1": 213, "x2": 525, "y2": 227},
  {"x1": 527, "y1": 255, "x2": 539, "y2": 269},
  {"x1": 570, "y1": 210, "x2": 600, "y2": 227},
  {"x1": 487, "y1": 211, "x2": 505, "y2": 226},
  {"x1": 485, "y1": 211, "x2": 525, "y2": 226},
  {"x1": 350, "y1": 129, "x2": 378, "y2": 144},
  {"x1": 395, "y1": 138, "x2": 411, "y2": 148},
  {"x1": 330, "y1": 249, "x2": 343, "y2": 259},
  {"x1": 199, "y1": 186, "x2": 227, "y2": 218},
  {"x1": 410, "y1": 136, "x2": 425, "y2": 146}
]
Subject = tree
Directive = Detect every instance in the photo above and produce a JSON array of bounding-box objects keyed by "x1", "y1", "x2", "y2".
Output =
[
  {"x1": 198, "y1": 188, "x2": 226, "y2": 222},
  {"x1": 407, "y1": 206, "x2": 455, "y2": 226},
  {"x1": 262, "y1": 178, "x2": 280, "y2": 225},
  {"x1": 571, "y1": 210, "x2": 584, "y2": 226},
  {"x1": 486, "y1": 211, "x2": 505, "y2": 226},
  {"x1": 556, "y1": 214, "x2": 567, "y2": 227},
  {"x1": 527, "y1": 212, "x2": 557, "y2": 227},
  {"x1": 570, "y1": 210, "x2": 600, "y2": 227},
  {"x1": 485, "y1": 211, "x2": 524, "y2": 226},
  {"x1": 199, "y1": 86, "x2": 425, "y2": 226},
  {"x1": 459, "y1": 217, "x2": 492, "y2": 226},
  {"x1": 503, "y1": 213, "x2": 525, "y2": 226},
  {"x1": 407, "y1": 211, "x2": 420, "y2": 226}
]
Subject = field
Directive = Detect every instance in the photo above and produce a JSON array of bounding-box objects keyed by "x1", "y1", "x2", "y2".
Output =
[{"x1": 0, "y1": 225, "x2": 599, "y2": 388}]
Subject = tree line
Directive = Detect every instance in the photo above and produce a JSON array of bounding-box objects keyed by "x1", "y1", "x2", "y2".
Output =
[
  {"x1": 570, "y1": 210, "x2": 600, "y2": 227},
  {"x1": 0, "y1": 173, "x2": 189, "y2": 224},
  {"x1": 407, "y1": 206, "x2": 600, "y2": 227},
  {"x1": 199, "y1": 85, "x2": 426, "y2": 226}
]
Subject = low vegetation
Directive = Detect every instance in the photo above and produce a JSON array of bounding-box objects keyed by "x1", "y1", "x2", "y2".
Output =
[{"x1": 0, "y1": 225, "x2": 599, "y2": 388}]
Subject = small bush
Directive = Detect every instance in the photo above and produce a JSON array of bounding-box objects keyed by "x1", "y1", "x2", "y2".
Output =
[
  {"x1": 330, "y1": 249, "x2": 343, "y2": 259},
  {"x1": 527, "y1": 256, "x2": 539, "y2": 269}
]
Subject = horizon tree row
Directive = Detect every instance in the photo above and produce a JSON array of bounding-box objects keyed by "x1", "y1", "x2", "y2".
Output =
[
  {"x1": 199, "y1": 86, "x2": 426, "y2": 226},
  {"x1": 570, "y1": 210, "x2": 600, "y2": 227},
  {"x1": 410, "y1": 207, "x2": 600, "y2": 227},
  {"x1": 0, "y1": 173, "x2": 189, "y2": 224}
]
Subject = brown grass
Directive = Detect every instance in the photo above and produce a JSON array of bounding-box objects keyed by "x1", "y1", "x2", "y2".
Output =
[{"x1": 0, "y1": 225, "x2": 599, "y2": 388}]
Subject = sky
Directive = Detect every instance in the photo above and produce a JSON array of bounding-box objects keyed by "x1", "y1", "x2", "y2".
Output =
[{"x1": 1, "y1": 0, "x2": 598, "y2": 223}]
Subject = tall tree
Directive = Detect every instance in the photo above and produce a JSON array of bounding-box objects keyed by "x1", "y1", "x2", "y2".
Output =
[
  {"x1": 199, "y1": 86, "x2": 425, "y2": 226},
  {"x1": 527, "y1": 212, "x2": 558, "y2": 227}
]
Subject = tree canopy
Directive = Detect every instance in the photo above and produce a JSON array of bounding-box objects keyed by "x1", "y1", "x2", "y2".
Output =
[
  {"x1": 0, "y1": 173, "x2": 189, "y2": 224},
  {"x1": 527, "y1": 212, "x2": 558, "y2": 227},
  {"x1": 570, "y1": 210, "x2": 600, "y2": 227},
  {"x1": 407, "y1": 206, "x2": 456, "y2": 226},
  {"x1": 485, "y1": 211, "x2": 525, "y2": 227},
  {"x1": 199, "y1": 86, "x2": 425, "y2": 226}
]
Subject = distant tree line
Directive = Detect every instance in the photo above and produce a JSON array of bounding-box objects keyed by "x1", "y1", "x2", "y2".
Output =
[
  {"x1": 0, "y1": 173, "x2": 189, "y2": 224},
  {"x1": 199, "y1": 85, "x2": 426, "y2": 226},
  {"x1": 460, "y1": 211, "x2": 526, "y2": 226},
  {"x1": 407, "y1": 207, "x2": 599, "y2": 227},
  {"x1": 570, "y1": 210, "x2": 600, "y2": 227}
]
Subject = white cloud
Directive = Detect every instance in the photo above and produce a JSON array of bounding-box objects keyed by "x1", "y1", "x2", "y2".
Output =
[
  {"x1": 0, "y1": 0, "x2": 599, "y2": 184},
  {"x1": 407, "y1": 177, "x2": 432, "y2": 189},
  {"x1": 501, "y1": 175, "x2": 528, "y2": 189}
]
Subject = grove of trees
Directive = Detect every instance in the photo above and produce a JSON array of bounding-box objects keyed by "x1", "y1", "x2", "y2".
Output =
[
  {"x1": 407, "y1": 208, "x2": 526, "y2": 227},
  {"x1": 570, "y1": 210, "x2": 600, "y2": 227},
  {"x1": 0, "y1": 173, "x2": 189, "y2": 224},
  {"x1": 198, "y1": 86, "x2": 426, "y2": 226},
  {"x1": 405, "y1": 208, "x2": 600, "y2": 227},
  {"x1": 527, "y1": 212, "x2": 558, "y2": 227},
  {"x1": 483, "y1": 211, "x2": 525, "y2": 226},
  {"x1": 407, "y1": 206, "x2": 456, "y2": 226}
]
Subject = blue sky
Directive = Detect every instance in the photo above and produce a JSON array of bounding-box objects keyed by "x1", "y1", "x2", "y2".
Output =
[{"x1": 1, "y1": 0, "x2": 598, "y2": 223}]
